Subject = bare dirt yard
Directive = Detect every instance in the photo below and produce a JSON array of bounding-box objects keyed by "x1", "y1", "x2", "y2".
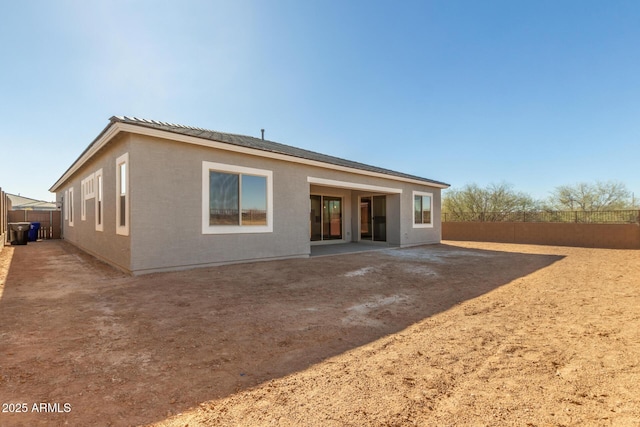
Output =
[{"x1": 0, "y1": 240, "x2": 638, "y2": 426}]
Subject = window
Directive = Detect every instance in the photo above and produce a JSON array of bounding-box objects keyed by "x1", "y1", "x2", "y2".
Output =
[
  {"x1": 116, "y1": 153, "x2": 129, "y2": 236},
  {"x1": 64, "y1": 190, "x2": 69, "y2": 221},
  {"x1": 95, "y1": 169, "x2": 103, "y2": 231},
  {"x1": 81, "y1": 173, "x2": 95, "y2": 221},
  {"x1": 68, "y1": 187, "x2": 74, "y2": 227},
  {"x1": 202, "y1": 161, "x2": 272, "y2": 234},
  {"x1": 81, "y1": 181, "x2": 86, "y2": 220},
  {"x1": 413, "y1": 191, "x2": 433, "y2": 228}
]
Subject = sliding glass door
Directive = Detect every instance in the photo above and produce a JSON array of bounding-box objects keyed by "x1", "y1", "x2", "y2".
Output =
[
  {"x1": 360, "y1": 196, "x2": 386, "y2": 242},
  {"x1": 360, "y1": 198, "x2": 372, "y2": 240},
  {"x1": 372, "y1": 195, "x2": 386, "y2": 242},
  {"x1": 310, "y1": 195, "x2": 322, "y2": 241},
  {"x1": 310, "y1": 195, "x2": 342, "y2": 241}
]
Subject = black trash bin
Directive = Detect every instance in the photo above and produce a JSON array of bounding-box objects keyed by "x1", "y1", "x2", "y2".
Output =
[
  {"x1": 29, "y1": 222, "x2": 41, "y2": 242},
  {"x1": 9, "y1": 222, "x2": 31, "y2": 245}
]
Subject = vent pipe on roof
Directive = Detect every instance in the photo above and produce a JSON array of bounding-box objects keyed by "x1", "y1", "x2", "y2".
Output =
[{"x1": 261, "y1": 129, "x2": 265, "y2": 140}]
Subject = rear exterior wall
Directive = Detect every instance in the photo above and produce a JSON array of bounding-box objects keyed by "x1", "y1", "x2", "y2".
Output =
[
  {"x1": 128, "y1": 134, "x2": 310, "y2": 273},
  {"x1": 128, "y1": 134, "x2": 443, "y2": 274}
]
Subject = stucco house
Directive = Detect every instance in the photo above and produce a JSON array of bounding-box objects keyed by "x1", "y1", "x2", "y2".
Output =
[{"x1": 50, "y1": 116, "x2": 449, "y2": 274}]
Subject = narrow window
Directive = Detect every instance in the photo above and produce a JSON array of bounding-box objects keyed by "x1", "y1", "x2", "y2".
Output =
[
  {"x1": 95, "y1": 169, "x2": 103, "y2": 231},
  {"x1": 119, "y1": 163, "x2": 126, "y2": 226},
  {"x1": 68, "y1": 187, "x2": 74, "y2": 227},
  {"x1": 116, "y1": 153, "x2": 129, "y2": 236},
  {"x1": 81, "y1": 181, "x2": 86, "y2": 220}
]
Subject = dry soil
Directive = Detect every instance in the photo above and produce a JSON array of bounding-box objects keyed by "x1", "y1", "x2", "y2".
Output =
[{"x1": 0, "y1": 240, "x2": 638, "y2": 426}]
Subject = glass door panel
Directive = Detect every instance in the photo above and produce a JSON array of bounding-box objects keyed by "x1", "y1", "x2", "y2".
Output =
[
  {"x1": 360, "y1": 197, "x2": 372, "y2": 240},
  {"x1": 323, "y1": 197, "x2": 342, "y2": 240},
  {"x1": 310, "y1": 195, "x2": 322, "y2": 241},
  {"x1": 373, "y1": 195, "x2": 386, "y2": 242}
]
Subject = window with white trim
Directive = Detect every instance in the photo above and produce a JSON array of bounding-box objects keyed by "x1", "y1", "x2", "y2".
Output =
[
  {"x1": 202, "y1": 161, "x2": 273, "y2": 234},
  {"x1": 81, "y1": 173, "x2": 95, "y2": 221},
  {"x1": 116, "y1": 153, "x2": 129, "y2": 236},
  {"x1": 95, "y1": 169, "x2": 104, "y2": 231},
  {"x1": 68, "y1": 187, "x2": 75, "y2": 227},
  {"x1": 413, "y1": 191, "x2": 433, "y2": 228},
  {"x1": 81, "y1": 181, "x2": 85, "y2": 220}
]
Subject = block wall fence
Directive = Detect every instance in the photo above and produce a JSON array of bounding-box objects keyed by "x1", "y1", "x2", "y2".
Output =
[{"x1": 442, "y1": 222, "x2": 640, "y2": 249}]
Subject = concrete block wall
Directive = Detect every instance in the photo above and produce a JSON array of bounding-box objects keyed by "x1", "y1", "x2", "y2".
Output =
[{"x1": 442, "y1": 222, "x2": 640, "y2": 249}]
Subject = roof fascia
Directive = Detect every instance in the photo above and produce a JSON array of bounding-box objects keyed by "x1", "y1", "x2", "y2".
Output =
[
  {"x1": 120, "y1": 123, "x2": 450, "y2": 189},
  {"x1": 50, "y1": 121, "x2": 449, "y2": 192},
  {"x1": 49, "y1": 122, "x2": 122, "y2": 192}
]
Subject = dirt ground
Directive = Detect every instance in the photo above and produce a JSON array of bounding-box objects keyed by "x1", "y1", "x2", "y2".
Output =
[{"x1": 0, "y1": 240, "x2": 638, "y2": 426}]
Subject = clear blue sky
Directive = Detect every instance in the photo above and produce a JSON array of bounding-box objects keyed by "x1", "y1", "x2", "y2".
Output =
[{"x1": 1, "y1": 0, "x2": 639, "y2": 203}]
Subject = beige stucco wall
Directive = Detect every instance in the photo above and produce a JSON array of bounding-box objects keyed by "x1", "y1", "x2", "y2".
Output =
[
  {"x1": 400, "y1": 185, "x2": 442, "y2": 247},
  {"x1": 128, "y1": 134, "x2": 312, "y2": 273},
  {"x1": 127, "y1": 133, "x2": 443, "y2": 273},
  {"x1": 55, "y1": 134, "x2": 132, "y2": 272},
  {"x1": 54, "y1": 131, "x2": 443, "y2": 274}
]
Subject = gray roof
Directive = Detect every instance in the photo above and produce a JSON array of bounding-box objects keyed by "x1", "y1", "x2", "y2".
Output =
[
  {"x1": 51, "y1": 116, "x2": 449, "y2": 192},
  {"x1": 7, "y1": 194, "x2": 57, "y2": 210},
  {"x1": 111, "y1": 116, "x2": 449, "y2": 188}
]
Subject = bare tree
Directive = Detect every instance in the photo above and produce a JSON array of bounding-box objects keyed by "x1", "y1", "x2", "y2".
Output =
[
  {"x1": 443, "y1": 182, "x2": 537, "y2": 221},
  {"x1": 548, "y1": 181, "x2": 631, "y2": 211}
]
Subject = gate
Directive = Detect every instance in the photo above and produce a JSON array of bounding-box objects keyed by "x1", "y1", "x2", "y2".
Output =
[{"x1": 7, "y1": 210, "x2": 61, "y2": 239}]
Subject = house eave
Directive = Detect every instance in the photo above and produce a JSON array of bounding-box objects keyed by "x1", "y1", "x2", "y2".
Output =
[
  {"x1": 50, "y1": 121, "x2": 451, "y2": 193},
  {"x1": 49, "y1": 121, "x2": 122, "y2": 193}
]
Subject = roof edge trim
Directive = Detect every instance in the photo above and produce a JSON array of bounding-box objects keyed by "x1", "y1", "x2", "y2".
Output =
[
  {"x1": 49, "y1": 121, "x2": 122, "y2": 192},
  {"x1": 118, "y1": 123, "x2": 451, "y2": 189},
  {"x1": 51, "y1": 118, "x2": 450, "y2": 192}
]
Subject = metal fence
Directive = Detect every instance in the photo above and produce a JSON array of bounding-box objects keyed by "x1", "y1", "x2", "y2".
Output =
[{"x1": 442, "y1": 210, "x2": 640, "y2": 224}]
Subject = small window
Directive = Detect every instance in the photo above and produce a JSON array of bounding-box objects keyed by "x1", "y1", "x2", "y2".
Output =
[
  {"x1": 413, "y1": 191, "x2": 433, "y2": 228},
  {"x1": 68, "y1": 187, "x2": 74, "y2": 227},
  {"x1": 81, "y1": 181, "x2": 85, "y2": 220},
  {"x1": 80, "y1": 173, "x2": 95, "y2": 221},
  {"x1": 202, "y1": 161, "x2": 272, "y2": 234},
  {"x1": 119, "y1": 163, "x2": 126, "y2": 226},
  {"x1": 95, "y1": 169, "x2": 104, "y2": 231},
  {"x1": 116, "y1": 153, "x2": 129, "y2": 236}
]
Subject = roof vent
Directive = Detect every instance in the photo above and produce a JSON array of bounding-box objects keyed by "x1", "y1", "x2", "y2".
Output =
[{"x1": 261, "y1": 129, "x2": 265, "y2": 140}]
